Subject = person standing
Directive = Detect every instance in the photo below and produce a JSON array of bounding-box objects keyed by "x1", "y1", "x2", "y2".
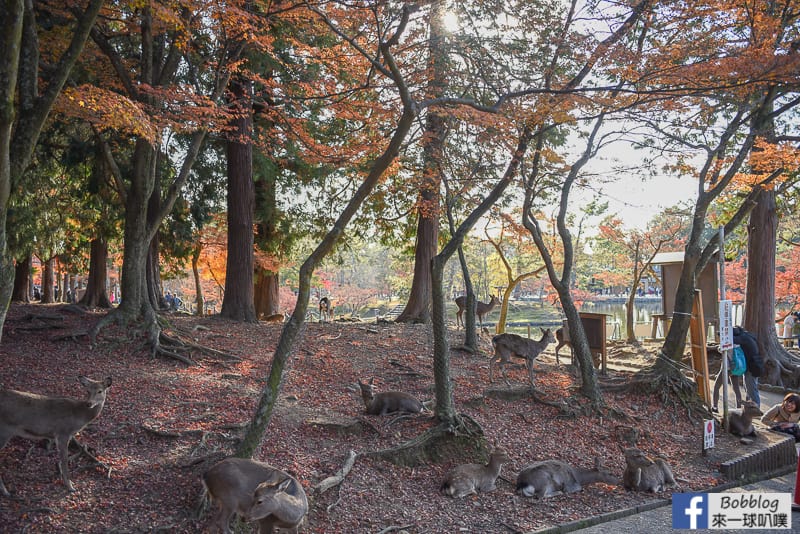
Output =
[{"x1": 733, "y1": 326, "x2": 763, "y2": 407}]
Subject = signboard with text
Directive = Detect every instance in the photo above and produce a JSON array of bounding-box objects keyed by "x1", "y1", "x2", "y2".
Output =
[{"x1": 719, "y1": 300, "x2": 733, "y2": 350}]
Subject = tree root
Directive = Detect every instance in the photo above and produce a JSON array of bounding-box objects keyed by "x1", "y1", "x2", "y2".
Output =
[
  {"x1": 314, "y1": 449, "x2": 358, "y2": 494},
  {"x1": 363, "y1": 415, "x2": 484, "y2": 467}
]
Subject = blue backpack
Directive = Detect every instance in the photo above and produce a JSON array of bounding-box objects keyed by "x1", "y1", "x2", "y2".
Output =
[{"x1": 730, "y1": 346, "x2": 747, "y2": 376}]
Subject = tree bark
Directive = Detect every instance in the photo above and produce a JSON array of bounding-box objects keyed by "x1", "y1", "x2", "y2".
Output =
[
  {"x1": 254, "y1": 269, "x2": 279, "y2": 318},
  {"x1": 11, "y1": 255, "x2": 30, "y2": 302},
  {"x1": 191, "y1": 244, "x2": 204, "y2": 315},
  {"x1": 220, "y1": 78, "x2": 256, "y2": 322},
  {"x1": 80, "y1": 238, "x2": 112, "y2": 308},
  {"x1": 395, "y1": 0, "x2": 448, "y2": 325}
]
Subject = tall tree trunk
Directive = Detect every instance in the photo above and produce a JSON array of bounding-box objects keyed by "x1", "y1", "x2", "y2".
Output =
[
  {"x1": 254, "y1": 153, "x2": 282, "y2": 320},
  {"x1": 80, "y1": 238, "x2": 112, "y2": 308},
  {"x1": 146, "y1": 162, "x2": 165, "y2": 310},
  {"x1": 395, "y1": 0, "x2": 448, "y2": 324},
  {"x1": 11, "y1": 255, "x2": 30, "y2": 302},
  {"x1": 42, "y1": 257, "x2": 55, "y2": 303},
  {"x1": 191, "y1": 244, "x2": 205, "y2": 315},
  {"x1": 220, "y1": 78, "x2": 256, "y2": 322},
  {"x1": 626, "y1": 240, "x2": 640, "y2": 343}
]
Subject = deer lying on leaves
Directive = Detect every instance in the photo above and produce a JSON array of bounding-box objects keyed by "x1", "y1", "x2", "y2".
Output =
[
  {"x1": 489, "y1": 328, "x2": 555, "y2": 390},
  {"x1": 0, "y1": 375, "x2": 112, "y2": 495},
  {"x1": 622, "y1": 448, "x2": 676, "y2": 493},
  {"x1": 440, "y1": 446, "x2": 510, "y2": 498},
  {"x1": 515, "y1": 457, "x2": 618, "y2": 498},
  {"x1": 454, "y1": 295, "x2": 498, "y2": 328},
  {"x1": 203, "y1": 457, "x2": 308, "y2": 534},
  {"x1": 358, "y1": 378, "x2": 423, "y2": 415}
]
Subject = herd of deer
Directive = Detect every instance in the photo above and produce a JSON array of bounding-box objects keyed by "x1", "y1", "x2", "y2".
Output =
[{"x1": 0, "y1": 295, "x2": 756, "y2": 532}]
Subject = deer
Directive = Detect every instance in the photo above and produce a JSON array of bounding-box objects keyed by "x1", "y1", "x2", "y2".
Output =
[
  {"x1": 318, "y1": 297, "x2": 333, "y2": 322},
  {"x1": 554, "y1": 326, "x2": 573, "y2": 366},
  {"x1": 203, "y1": 457, "x2": 308, "y2": 534},
  {"x1": 440, "y1": 446, "x2": 510, "y2": 498},
  {"x1": 489, "y1": 328, "x2": 555, "y2": 390},
  {"x1": 728, "y1": 401, "x2": 762, "y2": 437},
  {"x1": 515, "y1": 457, "x2": 618, "y2": 498},
  {"x1": 358, "y1": 378, "x2": 423, "y2": 415},
  {"x1": 0, "y1": 375, "x2": 112, "y2": 496},
  {"x1": 455, "y1": 294, "x2": 498, "y2": 328},
  {"x1": 622, "y1": 448, "x2": 676, "y2": 493}
]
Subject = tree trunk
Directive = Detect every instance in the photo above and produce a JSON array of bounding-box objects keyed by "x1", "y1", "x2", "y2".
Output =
[
  {"x1": 80, "y1": 238, "x2": 112, "y2": 308},
  {"x1": 395, "y1": 0, "x2": 448, "y2": 325},
  {"x1": 457, "y1": 246, "x2": 478, "y2": 351},
  {"x1": 743, "y1": 189, "x2": 786, "y2": 380},
  {"x1": 254, "y1": 268, "x2": 279, "y2": 318},
  {"x1": 11, "y1": 255, "x2": 30, "y2": 302},
  {"x1": 191, "y1": 244, "x2": 204, "y2": 315},
  {"x1": 220, "y1": 78, "x2": 256, "y2": 322},
  {"x1": 42, "y1": 257, "x2": 55, "y2": 303},
  {"x1": 626, "y1": 240, "x2": 640, "y2": 343},
  {"x1": 146, "y1": 164, "x2": 165, "y2": 310}
]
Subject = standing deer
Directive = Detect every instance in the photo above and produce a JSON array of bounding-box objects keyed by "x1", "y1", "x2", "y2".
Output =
[
  {"x1": 0, "y1": 375, "x2": 113, "y2": 495},
  {"x1": 455, "y1": 294, "x2": 499, "y2": 328},
  {"x1": 515, "y1": 457, "x2": 618, "y2": 498},
  {"x1": 358, "y1": 378, "x2": 423, "y2": 415},
  {"x1": 319, "y1": 297, "x2": 333, "y2": 322},
  {"x1": 203, "y1": 457, "x2": 308, "y2": 534},
  {"x1": 622, "y1": 448, "x2": 676, "y2": 493},
  {"x1": 554, "y1": 326, "x2": 573, "y2": 366},
  {"x1": 489, "y1": 329, "x2": 555, "y2": 390},
  {"x1": 440, "y1": 446, "x2": 510, "y2": 498}
]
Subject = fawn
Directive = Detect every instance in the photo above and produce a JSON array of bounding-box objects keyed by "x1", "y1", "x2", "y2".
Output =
[
  {"x1": 0, "y1": 375, "x2": 112, "y2": 495},
  {"x1": 489, "y1": 328, "x2": 555, "y2": 389},
  {"x1": 454, "y1": 295, "x2": 498, "y2": 328},
  {"x1": 358, "y1": 378, "x2": 423, "y2": 415},
  {"x1": 203, "y1": 457, "x2": 308, "y2": 534},
  {"x1": 728, "y1": 401, "x2": 762, "y2": 437},
  {"x1": 554, "y1": 326, "x2": 573, "y2": 366},
  {"x1": 440, "y1": 447, "x2": 510, "y2": 498},
  {"x1": 622, "y1": 448, "x2": 676, "y2": 493},
  {"x1": 515, "y1": 457, "x2": 618, "y2": 498}
]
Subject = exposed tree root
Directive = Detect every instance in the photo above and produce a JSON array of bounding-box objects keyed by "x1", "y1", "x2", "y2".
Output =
[
  {"x1": 314, "y1": 449, "x2": 358, "y2": 494},
  {"x1": 363, "y1": 415, "x2": 484, "y2": 467}
]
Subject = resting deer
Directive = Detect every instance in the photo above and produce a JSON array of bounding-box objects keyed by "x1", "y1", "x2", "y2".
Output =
[
  {"x1": 489, "y1": 329, "x2": 555, "y2": 389},
  {"x1": 0, "y1": 375, "x2": 112, "y2": 495},
  {"x1": 440, "y1": 446, "x2": 510, "y2": 498},
  {"x1": 622, "y1": 448, "x2": 676, "y2": 493},
  {"x1": 515, "y1": 457, "x2": 618, "y2": 498},
  {"x1": 319, "y1": 297, "x2": 333, "y2": 322},
  {"x1": 203, "y1": 457, "x2": 308, "y2": 534},
  {"x1": 455, "y1": 295, "x2": 498, "y2": 328},
  {"x1": 728, "y1": 401, "x2": 762, "y2": 437},
  {"x1": 358, "y1": 378, "x2": 423, "y2": 415}
]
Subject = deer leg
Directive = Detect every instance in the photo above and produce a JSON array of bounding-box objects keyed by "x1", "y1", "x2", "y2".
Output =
[
  {"x1": 55, "y1": 435, "x2": 75, "y2": 491},
  {"x1": 526, "y1": 358, "x2": 536, "y2": 391},
  {"x1": 0, "y1": 434, "x2": 10, "y2": 496}
]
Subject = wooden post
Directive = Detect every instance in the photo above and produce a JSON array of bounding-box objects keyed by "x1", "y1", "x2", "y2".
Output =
[{"x1": 690, "y1": 289, "x2": 711, "y2": 405}]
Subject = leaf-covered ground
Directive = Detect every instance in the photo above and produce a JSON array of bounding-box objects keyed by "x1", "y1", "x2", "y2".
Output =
[{"x1": 0, "y1": 303, "x2": 759, "y2": 533}]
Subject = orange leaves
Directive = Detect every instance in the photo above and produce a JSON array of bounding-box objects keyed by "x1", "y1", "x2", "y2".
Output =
[{"x1": 58, "y1": 85, "x2": 157, "y2": 144}]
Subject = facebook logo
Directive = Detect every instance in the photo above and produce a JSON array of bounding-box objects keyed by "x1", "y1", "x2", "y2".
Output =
[{"x1": 673, "y1": 493, "x2": 709, "y2": 529}]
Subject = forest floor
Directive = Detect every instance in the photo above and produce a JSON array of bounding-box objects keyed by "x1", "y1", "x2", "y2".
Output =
[{"x1": 0, "y1": 303, "x2": 774, "y2": 533}]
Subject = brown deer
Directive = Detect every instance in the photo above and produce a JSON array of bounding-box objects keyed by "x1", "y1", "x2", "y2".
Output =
[
  {"x1": 319, "y1": 297, "x2": 333, "y2": 322},
  {"x1": 515, "y1": 457, "x2": 618, "y2": 498},
  {"x1": 440, "y1": 446, "x2": 510, "y2": 498},
  {"x1": 0, "y1": 375, "x2": 112, "y2": 495},
  {"x1": 489, "y1": 329, "x2": 555, "y2": 390},
  {"x1": 554, "y1": 326, "x2": 573, "y2": 366},
  {"x1": 728, "y1": 401, "x2": 762, "y2": 437},
  {"x1": 455, "y1": 294, "x2": 499, "y2": 328},
  {"x1": 622, "y1": 448, "x2": 676, "y2": 493},
  {"x1": 358, "y1": 378, "x2": 423, "y2": 415},
  {"x1": 203, "y1": 457, "x2": 308, "y2": 534}
]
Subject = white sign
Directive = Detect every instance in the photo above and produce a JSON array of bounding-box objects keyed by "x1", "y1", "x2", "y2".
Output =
[
  {"x1": 719, "y1": 300, "x2": 734, "y2": 350},
  {"x1": 704, "y1": 419, "x2": 715, "y2": 450}
]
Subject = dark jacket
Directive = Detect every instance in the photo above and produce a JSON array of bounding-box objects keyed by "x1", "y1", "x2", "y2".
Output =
[{"x1": 733, "y1": 327, "x2": 763, "y2": 377}]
